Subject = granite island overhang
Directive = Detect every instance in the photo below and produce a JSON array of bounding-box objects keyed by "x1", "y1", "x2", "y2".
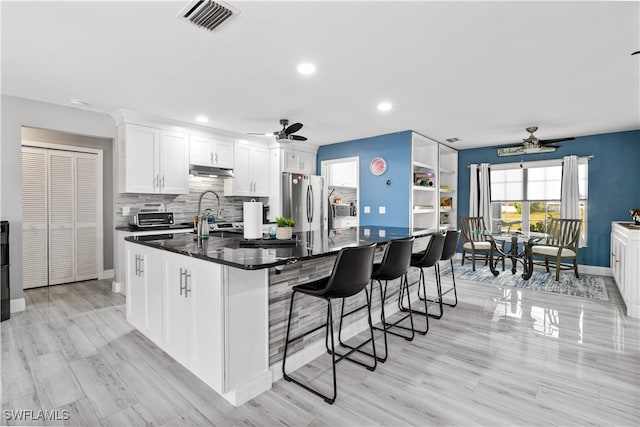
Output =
[{"x1": 124, "y1": 227, "x2": 433, "y2": 406}]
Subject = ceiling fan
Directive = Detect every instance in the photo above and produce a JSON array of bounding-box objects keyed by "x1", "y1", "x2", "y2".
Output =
[
  {"x1": 497, "y1": 126, "x2": 575, "y2": 157},
  {"x1": 249, "y1": 119, "x2": 308, "y2": 142}
]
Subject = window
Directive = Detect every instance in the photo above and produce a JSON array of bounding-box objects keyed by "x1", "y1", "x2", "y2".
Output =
[{"x1": 489, "y1": 159, "x2": 588, "y2": 245}]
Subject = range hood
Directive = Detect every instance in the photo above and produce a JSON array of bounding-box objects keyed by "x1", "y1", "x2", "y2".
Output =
[{"x1": 189, "y1": 164, "x2": 234, "y2": 178}]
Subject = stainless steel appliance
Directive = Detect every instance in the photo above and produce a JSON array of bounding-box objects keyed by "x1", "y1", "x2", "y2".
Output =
[
  {"x1": 282, "y1": 173, "x2": 326, "y2": 233},
  {"x1": 1, "y1": 221, "x2": 9, "y2": 322},
  {"x1": 129, "y1": 212, "x2": 175, "y2": 228}
]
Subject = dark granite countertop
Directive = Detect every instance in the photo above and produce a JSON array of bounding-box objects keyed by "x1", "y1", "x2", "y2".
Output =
[{"x1": 125, "y1": 226, "x2": 433, "y2": 270}]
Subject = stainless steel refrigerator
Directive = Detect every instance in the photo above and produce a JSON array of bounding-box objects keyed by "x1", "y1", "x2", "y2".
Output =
[{"x1": 282, "y1": 173, "x2": 327, "y2": 232}]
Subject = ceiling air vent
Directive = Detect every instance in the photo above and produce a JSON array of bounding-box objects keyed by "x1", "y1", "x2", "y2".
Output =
[{"x1": 178, "y1": 0, "x2": 238, "y2": 32}]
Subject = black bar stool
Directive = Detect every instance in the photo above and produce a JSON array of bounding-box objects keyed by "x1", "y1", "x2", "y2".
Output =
[
  {"x1": 282, "y1": 243, "x2": 377, "y2": 404},
  {"x1": 419, "y1": 230, "x2": 460, "y2": 317},
  {"x1": 398, "y1": 233, "x2": 446, "y2": 334},
  {"x1": 336, "y1": 237, "x2": 415, "y2": 363}
]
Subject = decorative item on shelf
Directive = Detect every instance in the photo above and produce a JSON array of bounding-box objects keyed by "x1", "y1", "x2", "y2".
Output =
[
  {"x1": 332, "y1": 196, "x2": 343, "y2": 204},
  {"x1": 440, "y1": 185, "x2": 452, "y2": 191},
  {"x1": 275, "y1": 216, "x2": 295, "y2": 239},
  {"x1": 440, "y1": 197, "x2": 453, "y2": 210},
  {"x1": 631, "y1": 208, "x2": 640, "y2": 225},
  {"x1": 414, "y1": 172, "x2": 435, "y2": 187},
  {"x1": 369, "y1": 157, "x2": 387, "y2": 176}
]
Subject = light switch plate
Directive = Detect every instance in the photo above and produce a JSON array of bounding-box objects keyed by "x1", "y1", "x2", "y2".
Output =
[
  {"x1": 122, "y1": 206, "x2": 130, "y2": 216},
  {"x1": 379, "y1": 206, "x2": 386, "y2": 214},
  {"x1": 364, "y1": 206, "x2": 371, "y2": 214}
]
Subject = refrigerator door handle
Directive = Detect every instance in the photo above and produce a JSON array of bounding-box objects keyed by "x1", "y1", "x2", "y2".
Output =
[{"x1": 306, "y1": 185, "x2": 312, "y2": 223}]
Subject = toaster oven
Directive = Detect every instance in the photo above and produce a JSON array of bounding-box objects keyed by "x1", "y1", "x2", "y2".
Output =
[{"x1": 129, "y1": 212, "x2": 175, "y2": 228}]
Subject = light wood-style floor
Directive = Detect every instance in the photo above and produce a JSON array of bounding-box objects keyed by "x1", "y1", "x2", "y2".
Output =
[{"x1": 1, "y1": 274, "x2": 638, "y2": 426}]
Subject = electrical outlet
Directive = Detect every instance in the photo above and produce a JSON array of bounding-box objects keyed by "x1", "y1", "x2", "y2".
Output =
[
  {"x1": 122, "y1": 206, "x2": 130, "y2": 216},
  {"x1": 364, "y1": 206, "x2": 371, "y2": 214},
  {"x1": 379, "y1": 206, "x2": 386, "y2": 214},
  {"x1": 378, "y1": 229, "x2": 386, "y2": 237},
  {"x1": 363, "y1": 228, "x2": 370, "y2": 236}
]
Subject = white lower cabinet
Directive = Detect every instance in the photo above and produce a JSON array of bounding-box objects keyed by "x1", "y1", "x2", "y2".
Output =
[
  {"x1": 125, "y1": 243, "x2": 271, "y2": 405},
  {"x1": 126, "y1": 243, "x2": 163, "y2": 345},
  {"x1": 611, "y1": 223, "x2": 640, "y2": 318},
  {"x1": 162, "y1": 251, "x2": 223, "y2": 392}
]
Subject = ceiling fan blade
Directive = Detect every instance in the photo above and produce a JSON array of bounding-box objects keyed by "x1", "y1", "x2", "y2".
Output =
[
  {"x1": 539, "y1": 137, "x2": 575, "y2": 145},
  {"x1": 290, "y1": 135, "x2": 307, "y2": 141},
  {"x1": 285, "y1": 122, "x2": 303, "y2": 135}
]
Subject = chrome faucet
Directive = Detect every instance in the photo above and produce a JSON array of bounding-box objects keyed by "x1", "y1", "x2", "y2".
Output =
[{"x1": 196, "y1": 190, "x2": 221, "y2": 248}]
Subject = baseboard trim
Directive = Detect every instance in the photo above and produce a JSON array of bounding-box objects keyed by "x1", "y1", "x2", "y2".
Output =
[
  {"x1": 102, "y1": 269, "x2": 114, "y2": 280},
  {"x1": 10, "y1": 298, "x2": 25, "y2": 313},
  {"x1": 578, "y1": 264, "x2": 612, "y2": 277},
  {"x1": 222, "y1": 370, "x2": 272, "y2": 406}
]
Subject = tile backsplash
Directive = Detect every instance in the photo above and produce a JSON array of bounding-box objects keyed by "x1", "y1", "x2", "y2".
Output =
[{"x1": 115, "y1": 176, "x2": 268, "y2": 227}]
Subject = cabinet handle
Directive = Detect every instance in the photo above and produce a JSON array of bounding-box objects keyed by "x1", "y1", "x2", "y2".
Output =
[
  {"x1": 210, "y1": 152, "x2": 214, "y2": 164},
  {"x1": 135, "y1": 255, "x2": 140, "y2": 276},
  {"x1": 154, "y1": 175, "x2": 158, "y2": 189},
  {"x1": 161, "y1": 175, "x2": 165, "y2": 188},
  {"x1": 184, "y1": 271, "x2": 192, "y2": 298},
  {"x1": 138, "y1": 257, "x2": 144, "y2": 277},
  {"x1": 215, "y1": 152, "x2": 218, "y2": 163},
  {"x1": 179, "y1": 268, "x2": 187, "y2": 295}
]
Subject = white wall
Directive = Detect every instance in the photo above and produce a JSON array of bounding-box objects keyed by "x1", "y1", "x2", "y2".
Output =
[{"x1": 1, "y1": 95, "x2": 117, "y2": 301}]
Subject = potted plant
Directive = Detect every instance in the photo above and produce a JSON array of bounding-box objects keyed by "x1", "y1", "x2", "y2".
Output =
[{"x1": 275, "y1": 217, "x2": 295, "y2": 240}]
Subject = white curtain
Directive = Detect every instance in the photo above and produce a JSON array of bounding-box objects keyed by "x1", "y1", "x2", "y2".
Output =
[
  {"x1": 561, "y1": 155, "x2": 582, "y2": 245},
  {"x1": 469, "y1": 164, "x2": 479, "y2": 217},
  {"x1": 469, "y1": 163, "x2": 491, "y2": 226},
  {"x1": 479, "y1": 163, "x2": 491, "y2": 223}
]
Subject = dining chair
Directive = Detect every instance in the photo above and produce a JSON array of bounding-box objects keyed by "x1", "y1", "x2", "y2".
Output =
[
  {"x1": 531, "y1": 218, "x2": 582, "y2": 281},
  {"x1": 460, "y1": 216, "x2": 503, "y2": 271}
]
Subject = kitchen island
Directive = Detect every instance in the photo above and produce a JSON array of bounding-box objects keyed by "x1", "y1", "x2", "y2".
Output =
[{"x1": 124, "y1": 226, "x2": 431, "y2": 406}]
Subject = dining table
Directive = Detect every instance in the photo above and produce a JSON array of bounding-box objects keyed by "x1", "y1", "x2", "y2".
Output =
[{"x1": 483, "y1": 231, "x2": 548, "y2": 280}]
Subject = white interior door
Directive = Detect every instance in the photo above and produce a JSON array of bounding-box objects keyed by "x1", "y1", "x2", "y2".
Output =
[
  {"x1": 48, "y1": 151, "x2": 75, "y2": 285},
  {"x1": 74, "y1": 153, "x2": 98, "y2": 281},
  {"x1": 22, "y1": 148, "x2": 48, "y2": 289}
]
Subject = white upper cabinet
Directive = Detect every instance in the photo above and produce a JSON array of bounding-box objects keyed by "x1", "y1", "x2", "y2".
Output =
[
  {"x1": 282, "y1": 147, "x2": 316, "y2": 175},
  {"x1": 328, "y1": 161, "x2": 357, "y2": 187},
  {"x1": 189, "y1": 134, "x2": 234, "y2": 169},
  {"x1": 160, "y1": 130, "x2": 190, "y2": 194},
  {"x1": 224, "y1": 142, "x2": 269, "y2": 197},
  {"x1": 118, "y1": 123, "x2": 189, "y2": 194}
]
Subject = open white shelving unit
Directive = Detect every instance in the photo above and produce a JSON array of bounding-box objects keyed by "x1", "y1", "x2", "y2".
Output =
[
  {"x1": 410, "y1": 133, "x2": 439, "y2": 235},
  {"x1": 439, "y1": 144, "x2": 458, "y2": 231}
]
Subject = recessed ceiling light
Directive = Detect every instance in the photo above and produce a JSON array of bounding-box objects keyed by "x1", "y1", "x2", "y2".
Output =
[
  {"x1": 297, "y1": 63, "x2": 316, "y2": 75},
  {"x1": 377, "y1": 102, "x2": 392, "y2": 112},
  {"x1": 446, "y1": 137, "x2": 459, "y2": 143},
  {"x1": 208, "y1": 175, "x2": 218, "y2": 178},
  {"x1": 238, "y1": 139, "x2": 247, "y2": 143},
  {"x1": 69, "y1": 98, "x2": 89, "y2": 107},
  {"x1": 196, "y1": 115, "x2": 209, "y2": 123}
]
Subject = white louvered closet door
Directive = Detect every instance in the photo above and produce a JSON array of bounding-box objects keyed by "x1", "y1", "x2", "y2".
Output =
[
  {"x1": 48, "y1": 151, "x2": 75, "y2": 285},
  {"x1": 22, "y1": 148, "x2": 49, "y2": 289},
  {"x1": 74, "y1": 153, "x2": 98, "y2": 281}
]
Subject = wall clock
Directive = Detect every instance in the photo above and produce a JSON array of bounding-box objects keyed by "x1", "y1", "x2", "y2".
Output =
[{"x1": 369, "y1": 157, "x2": 387, "y2": 176}]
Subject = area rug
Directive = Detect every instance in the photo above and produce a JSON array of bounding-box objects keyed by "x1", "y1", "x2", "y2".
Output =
[{"x1": 441, "y1": 263, "x2": 609, "y2": 301}]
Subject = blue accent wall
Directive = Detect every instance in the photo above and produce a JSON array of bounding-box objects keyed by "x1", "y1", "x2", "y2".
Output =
[
  {"x1": 317, "y1": 131, "x2": 412, "y2": 227},
  {"x1": 458, "y1": 129, "x2": 640, "y2": 267}
]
